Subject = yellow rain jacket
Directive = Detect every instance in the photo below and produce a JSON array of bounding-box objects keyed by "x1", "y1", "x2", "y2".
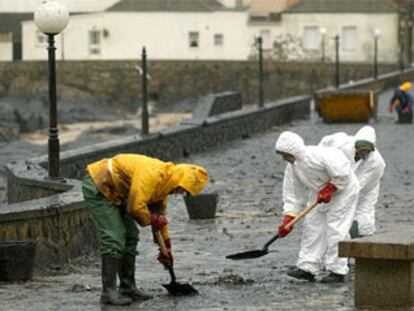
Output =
[{"x1": 87, "y1": 154, "x2": 208, "y2": 240}]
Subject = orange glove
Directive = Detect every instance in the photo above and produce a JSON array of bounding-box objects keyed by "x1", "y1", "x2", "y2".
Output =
[
  {"x1": 157, "y1": 238, "x2": 173, "y2": 268},
  {"x1": 278, "y1": 215, "x2": 295, "y2": 237},
  {"x1": 150, "y1": 214, "x2": 168, "y2": 231},
  {"x1": 317, "y1": 183, "x2": 337, "y2": 203}
]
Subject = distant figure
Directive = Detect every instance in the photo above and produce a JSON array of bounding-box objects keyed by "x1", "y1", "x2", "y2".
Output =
[{"x1": 389, "y1": 82, "x2": 413, "y2": 123}]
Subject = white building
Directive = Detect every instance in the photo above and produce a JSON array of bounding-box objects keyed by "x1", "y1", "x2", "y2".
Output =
[
  {"x1": 0, "y1": 0, "x2": 119, "y2": 13},
  {"x1": 0, "y1": 0, "x2": 118, "y2": 60},
  {"x1": 20, "y1": 0, "x2": 401, "y2": 63},
  {"x1": 0, "y1": 33, "x2": 13, "y2": 61},
  {"x1": 22, "y1": 0, "x2": 250, "y2": 61},
  {"x1": 279, "y1": 0, "x2": 400, "y2": 62}
]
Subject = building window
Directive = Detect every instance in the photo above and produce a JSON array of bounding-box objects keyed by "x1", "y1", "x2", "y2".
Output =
[
  {"x1": 89, "y1": 29, "x2": 101, "y2": 55},
  {"x1": 303, "y1": 26, "x2": 319, "y2": 50},
  {"x1": 214, "y1": 34, "x2": 223, "y2": 46},
  {"x1": 36, "y1": 31, "x2": 47, "y2": 46},
  {"x1": 189, "y1": 32, "x2": 199, "y2": 48},
  {"x1": 342, "y1": 26, "x2": 358, "y2": 51}
]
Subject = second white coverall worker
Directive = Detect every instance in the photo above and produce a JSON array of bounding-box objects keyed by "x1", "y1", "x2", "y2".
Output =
[{"x1": 319, "y1": 126, "x2": 385, "y2": 236}]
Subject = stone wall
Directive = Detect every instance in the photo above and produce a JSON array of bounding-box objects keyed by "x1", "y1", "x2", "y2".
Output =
[{"x1": 0, "y1": 60, "x2": 398, "y2": 111}]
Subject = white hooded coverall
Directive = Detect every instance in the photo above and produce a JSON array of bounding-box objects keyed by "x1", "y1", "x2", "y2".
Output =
[
  {"x1": 276, "y1": 131, "x2": 360, "y2": 276},
  {"x1": 319, "y1": 126, "x2": 386, "y2": 236}
]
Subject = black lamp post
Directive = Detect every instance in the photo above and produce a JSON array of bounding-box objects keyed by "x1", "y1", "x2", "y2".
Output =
[
  {"x1": 372, "y1": 28, "x2": 381, "y2": 79},
  {"x1": 141, "y1": 47, "x2": 149, "y2": 135},
  {"x1": 320, "y1": 27, "x2": 327, "y2": 63},
  {"x1": 257, "y1": 37, "x2": 264, "y2": 108},
  {"x1": 34, "y1": 0, "x2": 69, "y2": 179},
  {"x1": 400, "y1": 31, "x2": 405, "y2": 72},
  {"x1": 334, "y1": 35, "x2": 340, "y2": 88}
]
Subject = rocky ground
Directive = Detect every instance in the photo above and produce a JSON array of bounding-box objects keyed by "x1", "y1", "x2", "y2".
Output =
[{"x1": 1, "y1": 89, "x2": 413, "y2": 310}]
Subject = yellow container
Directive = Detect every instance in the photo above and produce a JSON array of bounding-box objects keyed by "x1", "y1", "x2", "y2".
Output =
[{"x1": 319, "y1": 90, "x2": 376, "y2": 123}]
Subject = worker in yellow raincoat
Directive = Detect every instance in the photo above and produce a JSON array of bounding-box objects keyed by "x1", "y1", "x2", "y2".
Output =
[{"x1": 81, "y1": 154, "x2": 208, "y2": 306}]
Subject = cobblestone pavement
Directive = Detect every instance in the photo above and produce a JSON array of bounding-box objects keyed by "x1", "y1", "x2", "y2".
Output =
[{"x1": 1, "y1": 89, "x2": 413, "y2": 311}]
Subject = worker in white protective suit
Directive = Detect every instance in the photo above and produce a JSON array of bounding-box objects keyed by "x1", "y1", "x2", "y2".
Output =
[
  {"x1": 275, "y1": 131, "x2": 360, "y2": 283},
  {"x1": 319, "y1": 125, "x2": 385, "y2": 237}
]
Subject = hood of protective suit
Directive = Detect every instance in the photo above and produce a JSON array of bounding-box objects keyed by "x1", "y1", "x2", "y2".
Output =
[
  {"x1": 275, "y1": 131, "x2": 306, "y2": 160},
  {"x1": 400, "y1": 82, "x2": 412, "y2": 91},
  {"x1": 354, "y1": 126, "x2": 376, "y2": 147},
  {"x1": 171, "y1": 164, "x2": 208, "y2": 196}
]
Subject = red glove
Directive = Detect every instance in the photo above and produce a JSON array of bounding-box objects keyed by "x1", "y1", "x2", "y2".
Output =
[
  {"x1": 151, "y1": 214, "x2": 168, "y2": 231},
  {"x1": 157, "y1": 238, "x2": 173, "y2": 268},
  {"x1": 278, "y1": 215, "x2": 295, "y2": 237},
  {"x1": 317, "y1": 183, "x2": 337, "y2": 203}
]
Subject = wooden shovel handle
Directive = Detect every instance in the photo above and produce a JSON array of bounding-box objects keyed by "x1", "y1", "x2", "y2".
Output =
[
  {"x1": 154, "y1": 230, "x2": 176, "y2": 282},
  {"x1": 154, "y1": 230, "x2": 169, "y2": 257},
  {"x1": 284, "y1": 201, "x2": 318, "y2": 229}
]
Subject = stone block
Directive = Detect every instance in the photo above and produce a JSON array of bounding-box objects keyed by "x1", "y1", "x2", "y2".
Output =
[{"x1": 339, "y1": 229, "x2": 414, "y2": 308}]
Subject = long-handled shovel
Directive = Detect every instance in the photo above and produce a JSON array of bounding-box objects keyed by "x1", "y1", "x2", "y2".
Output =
[
  {"x1": 226, "y1": 201, "x2": 318, "y2": 260},
  {"x1": 154, "y1": 231, "x2": 199, "y2": 296}
]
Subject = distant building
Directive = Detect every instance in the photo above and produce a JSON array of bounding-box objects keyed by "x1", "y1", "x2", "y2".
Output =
[
  {"x1": 19, "y1": 0, "x2": 402, "y2": 63},
  {"x1": 0, "y1": 0, "x2": 119, "y2": 12},
  {"x1": 22, "y1": 0, "x2": 249, "y2": 61},
  {"x1": 280, "y1": 0, "x2": 400, "y2": 62},
  {"x1": 0, "y1": 0, "x2": 118, "y2": 60},
  {"x1": 247, "y1": 0, "x2": 299, "y2": 53},
  {"x1": 0, "y1": 32, "x2": 12, "y2": 61}
]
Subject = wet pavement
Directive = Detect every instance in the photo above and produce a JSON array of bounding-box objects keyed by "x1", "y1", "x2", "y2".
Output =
[{"x1": 1, "y1": 89, "x2": 414, "y2": 311}]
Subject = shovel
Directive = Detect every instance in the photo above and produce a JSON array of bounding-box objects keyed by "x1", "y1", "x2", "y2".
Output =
[
  {"x1": 226, "y1": 201, "x2": 318, "y2": 260},
  {"x1": 154, "y1": 231, "x2": 199, "y2": 296}
]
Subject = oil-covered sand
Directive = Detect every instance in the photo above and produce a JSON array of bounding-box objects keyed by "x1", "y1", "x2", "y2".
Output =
[{"x1": 1, "y1": 90, "x2": 413, "y2": 311}]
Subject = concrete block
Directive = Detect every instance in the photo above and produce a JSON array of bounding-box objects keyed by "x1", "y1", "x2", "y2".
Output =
[{"x1": 339, "y1": 229, "x2": 414, "y2": 308}]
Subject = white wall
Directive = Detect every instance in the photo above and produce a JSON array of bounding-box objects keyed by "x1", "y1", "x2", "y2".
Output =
[
  {"x1": 21, "y1": 9, "x2": 399, "y2": 62},
  {"x1": 281, "y1": 13, "x2": 399, "y2": 63},
  {"x1": 23, "y1": 11, "x2": 250, "y2": 60},
  {"x1": 0, "y1": 0, "x2": 119, "y2": 12},
  {"x1": 0, "y1": 42, "x2": 12, "y2": 61}
]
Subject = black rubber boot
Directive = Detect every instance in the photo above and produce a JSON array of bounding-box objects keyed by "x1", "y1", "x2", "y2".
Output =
[
  {"x1": 349, "y1": 220, "x2": 360, "y2": 239},
  {"x1": 287, "y1": 268, "x2": 315, "y2": 282},
  {"x1": 321, "y1": 272, "x2": 345, "y2": 283},
  {"x1": 119, "y1": 254, "x2": 153, "y2": 302},
  {"x1": 101, "y1": 256, "x2": 132, "y2": 305}
]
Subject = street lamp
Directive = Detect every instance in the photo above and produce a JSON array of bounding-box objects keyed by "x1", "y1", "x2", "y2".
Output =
[
  {"x1": 372, "y1": 28, "x2": 381, "y2": 79},
  {"x1": 256, "y1": 36, "x2": 264, "y2": 108},
  {"x1": 320, "y1": 27, "x2": 327, "y2": 63},
  {"x1": 34, "y1": 0, "x2": 69, "y2": 179},
  {"x1": 141, "y1": 47, "x2": 149, "y2": 135},
  {"x1": 334, "y1": 35, "x2": 340, "y2": 88}
]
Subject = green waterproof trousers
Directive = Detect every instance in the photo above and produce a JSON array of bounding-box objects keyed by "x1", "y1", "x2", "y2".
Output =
[{"x1": 82, "y1": 173, "x2": 139, "y2": 258}]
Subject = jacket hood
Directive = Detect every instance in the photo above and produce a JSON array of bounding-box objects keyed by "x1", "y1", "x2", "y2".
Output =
[
  {"x1": 172, "y1": 164, "x2": 208, "y2": 196},
  {"x1": 275, "y1": 131, "x2": 306, "y2": 160},
  {"x1": 355, "y1": 126, "x2": 376, "y2": 146}
]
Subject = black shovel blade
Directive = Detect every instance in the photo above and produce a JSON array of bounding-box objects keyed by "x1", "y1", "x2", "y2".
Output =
[
  {"x1": 226, "y1": 249, "x2": 268, "y2": 260},
  {"x1": 162, "y1": 281, "x2": 199, "y2": 296}
]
